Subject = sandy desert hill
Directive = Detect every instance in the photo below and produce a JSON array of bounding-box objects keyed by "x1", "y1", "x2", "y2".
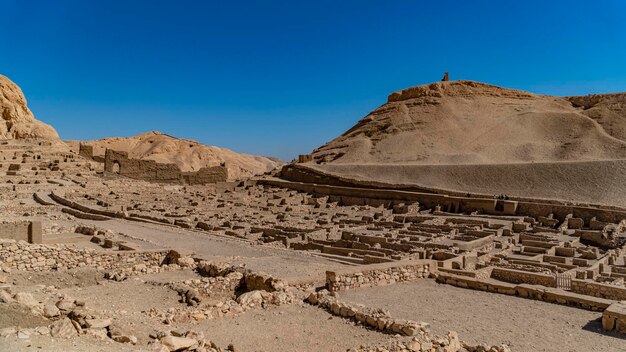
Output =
[
  {"x1": 312, "y1": 80, "x2": 626, "y2": 165},
  {"x1": 0, "y1": 75, "x2": 60, "y2": 140},
  {"x1": 298, "y1": 80, "x2": 626, "y2": 206},
  {"x1": 71, "y1": 131, "x2": 283, "y2": 180}
]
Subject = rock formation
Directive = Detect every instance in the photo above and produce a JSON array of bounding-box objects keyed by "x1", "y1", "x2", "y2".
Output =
[{"x1": 0, "y1": 75, "x2": 60, "y2": 140}]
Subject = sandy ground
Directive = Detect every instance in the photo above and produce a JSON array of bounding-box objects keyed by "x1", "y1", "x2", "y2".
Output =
[
  {"x1": 339, "y1": 280, "x2": 625, "y2": 352},
  {"x1": 0, "y1": 304, "x2": 392, "y2": 352}
]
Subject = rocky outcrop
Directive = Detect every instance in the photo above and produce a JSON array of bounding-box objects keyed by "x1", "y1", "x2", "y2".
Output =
[{"x1": 0, "y1": 75, "x2": 59, "y2": 140}]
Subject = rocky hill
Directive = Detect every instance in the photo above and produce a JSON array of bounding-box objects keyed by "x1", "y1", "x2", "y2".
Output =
[
  {"x1": 0, "y1": 75, "x2": 60, "y2": 140},
  {"x1": 74, "y1": 131, "x2": 282, "y2": 180},
  {"x1": 311, "y1": 80, "x2": 626, "y2": 165}
]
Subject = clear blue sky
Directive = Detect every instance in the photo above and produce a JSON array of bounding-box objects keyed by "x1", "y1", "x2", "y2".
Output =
[{"x1": 1, "y1": 1, "x2": 625, "y2": 160}]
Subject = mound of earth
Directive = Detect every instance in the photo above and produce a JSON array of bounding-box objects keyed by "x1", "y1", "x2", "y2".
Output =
[
  {"x1": 0, "y1": 75, "x2": 60, "y2": 140},
  {"x1": 312, "y1": 80, "x2": 626, "y2": 164},
  {"x1": 296, "y1": 80, "x2": 626, "y2": 206},
  {"x1": 75, "y1": 131, "x2": 283, "y2": 180}
]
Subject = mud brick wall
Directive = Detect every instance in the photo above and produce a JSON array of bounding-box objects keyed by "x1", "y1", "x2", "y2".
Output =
[
  {"x1": 0, "y1": 221, "x2": 42, "y2": 244},
  {"x1": 326, "y1": 260, "x2": 433, "y2": 292},
  {"x1": 571, "y1": 279, "x2": 626, "y2": 301},
  {"x1": 104, "y1": 149, "x2": 227, "y2": 184},
  {"x1": 490, "y1": 267, "x2": 556, "y2": 287}
]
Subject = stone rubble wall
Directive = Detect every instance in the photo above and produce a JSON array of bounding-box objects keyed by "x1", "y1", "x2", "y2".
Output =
[
  {"x1": 353, "y1": 337, "x2": 511, "y2": 352},
  {"x1": 571, "y1": 279, "x2": 626, "y2": 301},
  {"x1": 0, "y1": 239, "x2": 169, "y2": 272},
  {"x1": 326, "y1": 260, "x2": 433, "y2": 292},
  {"x1": 306, "y1": 291, "x2": 429, "y2": 337}
]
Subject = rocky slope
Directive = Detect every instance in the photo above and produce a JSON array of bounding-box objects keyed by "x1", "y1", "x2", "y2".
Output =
[
  {"x1": 0, "y1": 75, "x2": 59, "y2": 140},
  {"x1": 311, "y1": 80, "x2": 626, "y2": 165},
  {"x1": 75, "y1": 131, "x2": 282, "y2": 180}
]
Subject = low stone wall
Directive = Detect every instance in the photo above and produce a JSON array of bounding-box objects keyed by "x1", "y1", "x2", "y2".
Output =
[
  {"x1": 571, "y1": 279, "x2": 626, "y2": 301},
  {"x1": 50, "y1": 191, "x2": 123, "y2": 218},
  {"x1": 61, "y1": 208, "x2": 111, "y2": 221},
  {"x1": 325, "y1": 260, "x2": 433, "y2": 292},
  {"x1": 305, "y1": 291, "x2": 429, "y2": 336},
  {"x1": 437, "y1": 272, "x2": 612, "y2": 311},
  {"x1": 0, "y1": 239, "x2": 169, "y2": 272},
  {"x1": 0, "y1": 221, "x2": 42, "y2": 244},
  {"x1": 490, "y1": 267, "x2": 556, "y2": 287}
]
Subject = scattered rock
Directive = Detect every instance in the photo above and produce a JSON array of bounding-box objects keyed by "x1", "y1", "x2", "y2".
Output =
[
  {"x1": 0, "y1": 326, "x2": 16, "y2": 337},
  {"x1": 49, "y1": 318, "x2": 78, "y2": 338},
  {"x1": 236, "y1": 290, "x2": 263, "y2": 307},
  {"x1": 160, "y1": 335, "x2": 198, "y2": 351},
  {"x1": 14, "y1": 292, "x2": 39, "y2": 308},
  {"x1": 43, "y1": 304, "x2": 60, "y2": 318},
  {"x1": 85, "y1": 318, "x2": 112, "y2": 329}
]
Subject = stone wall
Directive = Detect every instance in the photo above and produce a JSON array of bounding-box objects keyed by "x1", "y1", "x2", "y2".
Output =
[
  {"x1": 0, "y1": 221, "x2": 42, "y2": 244},
  {"x1": 104, "y1": 149, "x2": 227, "y2": 185},
  {"x1": 437, "y1": 272, "x2": 612, "y2": 311},
  {"x1": 490, "y1": 267, "x2": 556, "y2": 287},
  {"x1": 571, "y1": 279, "x2": 626, "y2": 301},
  {"x1": 325, "y1": 260, "x2": 433, "y2": 292},
  {"x1": 305, "y1": 291, "x2": 429, "y2": 336},
  {"x1": 0, "y1": 239, "x2": 169, "y2": 272}
]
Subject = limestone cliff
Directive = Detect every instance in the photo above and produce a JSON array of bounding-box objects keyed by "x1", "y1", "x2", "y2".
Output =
[{"x1": 0, "y1": 75, "x2": 60, "y2": 140}]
